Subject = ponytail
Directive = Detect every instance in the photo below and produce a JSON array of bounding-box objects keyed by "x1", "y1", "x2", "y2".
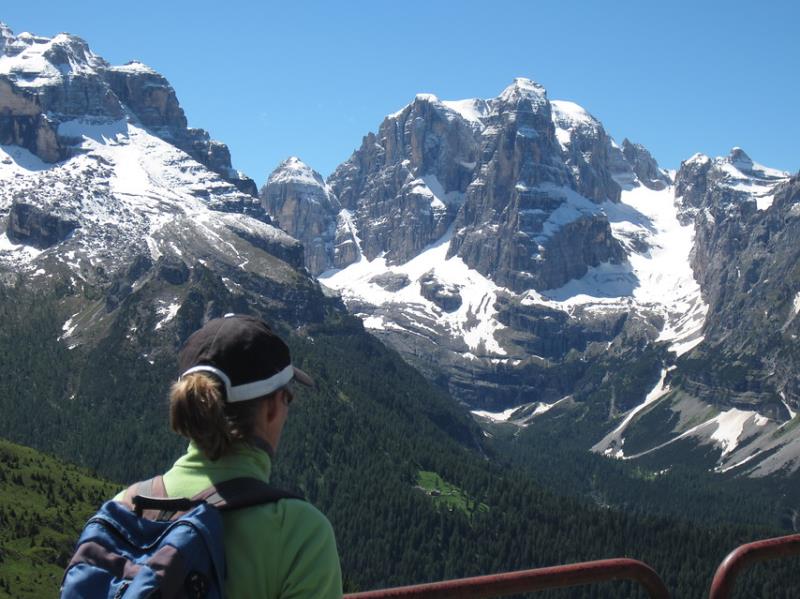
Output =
[{"x1": 169, "y1": 373, "x2": 265, "y2": 460}]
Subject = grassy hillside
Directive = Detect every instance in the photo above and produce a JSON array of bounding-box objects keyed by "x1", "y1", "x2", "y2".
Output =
[{"x1": 0, "y1": 439, "x2": 117, "y2": 599}]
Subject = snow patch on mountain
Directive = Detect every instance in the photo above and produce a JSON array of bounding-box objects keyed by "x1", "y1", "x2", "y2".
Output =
[
  {"x1": 620, "y1": 406, "x2": 773, "y2": 466},
  {"x1": 594, "y1": 368, "x2": 673, "y2": 458},
  {"x1": 0, "y1": 229, "x2": 43, "y2": 263},
  {"x1": 534, "y1": 184, "x2": 606, "y2": 242},
  {"x1": 336, "y1": 209, "x2": 362, "y2": 253},
  {"x1": 320, "y1": 227, "x2": 508, "y2": 356},
  {"x1": 472, "y1": 397, "x2": 570, "y2": 425},
  {"x1": 418, "y1": 174, "x2": 465, "y2": 210},
  {"x1": 0, "y1": 29, "x2": 105, "y2": 87},
  {"x1": 551, "y1": 100, "x2": 599, "y2": 150},
  {"x1": 440, "y1": 98, "x2": 490, "y2": 125},
  {"x1": 154, "y1": 301, "x2": 181, "y2": 330},
  {"x1": 0, "y1": 119, "x2": 287, "y2": 280},
  {"x1": 109, "y1": 61, "x2": 157, "y2": 75},
  {"x1": 520, "y1": 182, "x2": 707, "y2": 356},
  {"x1": 267, "y1": 156, "x2": 325, "y2": 189},
  {"x1": 711, "y1": 409, "x2": 769, "y2": 457}
]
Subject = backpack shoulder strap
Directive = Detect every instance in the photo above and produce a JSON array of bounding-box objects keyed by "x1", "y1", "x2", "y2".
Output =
[
  {"x1": 191, "y1": 477, "x2": 304, "y2": 512},
  {"x1": 122, "y1": 476, "x2": 302, "y2": 519},
  {"x1": 121, "y1": 476, "x2": 174, "y2": 518},
  {"x1": 121, "y1": 475, "x2": 165, "y2": 506},
  {"x1": 123, "y1": 476, "x2": 202, "y2": 520}
]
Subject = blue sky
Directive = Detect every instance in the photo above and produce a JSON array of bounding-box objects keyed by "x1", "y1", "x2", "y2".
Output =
[{"x1": 3, "y1": 0, "x2": 798, "y2": 182}]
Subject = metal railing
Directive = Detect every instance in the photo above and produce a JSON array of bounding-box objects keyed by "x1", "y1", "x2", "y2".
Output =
[
  {"x1": 344, "y1": 558, "x2": 670, "y2": 599},
  {"x1": 708, "y1": 532, "x2": 800, "y2": 599}
]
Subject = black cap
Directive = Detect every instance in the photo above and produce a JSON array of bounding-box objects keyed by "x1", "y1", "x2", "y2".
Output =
[{"x1": 178, "y1": 314, "x2": 313, "y2": 403}]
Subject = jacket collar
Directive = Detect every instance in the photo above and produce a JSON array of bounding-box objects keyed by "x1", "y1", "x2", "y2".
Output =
[{"x1": 174, "y1": 440, "x2": 273, "y2": 482}]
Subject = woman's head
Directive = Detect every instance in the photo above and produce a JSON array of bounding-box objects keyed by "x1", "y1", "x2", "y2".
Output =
[
  {"x1": 169, "y1": 314, "x2": 312, "y2": 460},
  {"x1": 169, "y1": 373, "x2": 266, "y2": 460}
]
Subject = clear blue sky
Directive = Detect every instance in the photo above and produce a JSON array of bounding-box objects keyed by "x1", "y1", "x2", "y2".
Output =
[{"x1": 4, "y1": 0, "x2": 798, "y2": 183}]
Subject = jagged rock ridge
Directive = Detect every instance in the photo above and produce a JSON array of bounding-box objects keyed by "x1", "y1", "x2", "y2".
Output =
[
  {"x1": 264, "y1": 78, "x2": 687, "y2": 412},
  {"x1": 0, "y1": 23, "x2": 258, "y2": 198},
  {"x1": 260, "y1": 79, "x2": 799, "y2": 477}
]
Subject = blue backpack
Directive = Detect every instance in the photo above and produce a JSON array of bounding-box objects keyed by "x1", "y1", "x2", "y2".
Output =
[{"x1": 60, "y1": 476, "x2": 300, "y2": 599}]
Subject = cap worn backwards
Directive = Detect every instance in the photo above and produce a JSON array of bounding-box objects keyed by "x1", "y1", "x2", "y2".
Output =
[{"x1": 178, "y1": 314, "x2": 313, "y2": 403}]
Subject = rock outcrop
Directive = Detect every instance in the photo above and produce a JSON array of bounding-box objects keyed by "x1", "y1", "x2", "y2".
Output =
[
  {"x1": 328, "y1": 93, "x2": 478, "y2": 266},
  {"x1": 260, "y1": 157, "x2": 340, "y2": 275},
  {"x1": 6, "y1": 201, "x2": 78, "y2": 248},
  {"x1": 621, "y1": 139, "x2": 671, "y2": 190},
  {"x1": 419, "y1": 270, "x2": 462, "y2": 312},
  {"x1": 446, "y1": 81, "x2": 625, "y2": 292}
]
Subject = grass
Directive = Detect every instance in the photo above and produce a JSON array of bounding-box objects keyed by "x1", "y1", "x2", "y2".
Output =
[
  {"x1": 0, "y1": 438, "x2": 118, "y2": 598},
  {"x1": 415, "y1": 470, "x2": 489, "y2": 517}
]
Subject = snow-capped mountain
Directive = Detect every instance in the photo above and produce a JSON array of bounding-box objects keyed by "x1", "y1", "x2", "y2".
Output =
[
  {"x1": 261, "y1": 79, "x2": 798, "y2": 477},
  {"x1": 2, "y1": 18, "x2": 797, "y2": 479},
  {"x1": 0, "y1": 22, "x2": 330, "y2": 359},
  {"x1": 0, "y1": 23, "x2": 257, "y2": 197}
]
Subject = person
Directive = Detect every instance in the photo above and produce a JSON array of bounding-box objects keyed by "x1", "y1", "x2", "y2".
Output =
[{"x1": 122, "y1": 313, "x2": 342, "y2": 598}]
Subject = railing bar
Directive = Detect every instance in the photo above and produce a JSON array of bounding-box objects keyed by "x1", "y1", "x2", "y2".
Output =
[
  {"x1": 709, "y1": 533, "x2": 800, "y2": 599},
  {"x1": 345, "y1": 558, "x2": 669, "y2": 599}
]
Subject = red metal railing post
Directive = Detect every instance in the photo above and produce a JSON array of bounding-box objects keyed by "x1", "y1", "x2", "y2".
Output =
[
  {"x1": 345, "y1": 558, "x2": 670, "y2": 599},
  {"x1": 709, "y1": 533, "x2": 800, "y2": 599}
]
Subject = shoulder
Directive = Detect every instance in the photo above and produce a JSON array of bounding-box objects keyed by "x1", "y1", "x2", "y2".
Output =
[
  {"x1": 224, "y1": 498, "x2": 342, "y2": 597},
  {"x1": 248, "y1": 497, "x2": 336, "y2": 543},
  {"x1": 224, "y1": 495, "x2": 334, "y2": 538},
  {"x1": 279, "y1": 498, "x2": 332, "y2": 526}
]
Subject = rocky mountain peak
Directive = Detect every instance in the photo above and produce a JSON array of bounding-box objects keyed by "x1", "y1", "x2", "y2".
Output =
[
  {"x1": 621, "y1": 138, "x2": 671, "y2": 190},
  {"x1": 1, "y1": 29, "x2": 48, "y2": 58},
  {"x1": 414, "y1": 92, "x2": 439, "y2": 104},
  {"x1": 261, "y1": 156, "x2": 343, "y2": 275},
  {"x1": 0, "y1": 26, "x2": 104, "y2": 82},
  {"x1": 0, "y1": 22, "x2": 14, "y2": 53},
  {"x1": 683, "y1": 152, "x2": 711, "y2": 167},
  {"x1": 327, "y1": 84, "x2": 481, "y2": 267},
  {"x1": 0, "y1": 23, "x2": 257, "y2": 197},
  {"x1": 44, "y1": 33, "x2": 104, "y2": 72},
  {"x1": 675, "y1": 149, "x2": 789, "y2": 221},
  {"x1": 268, "y1": 156, "x2": 327, "y2": 188},
  {"x1": 497, "y1": 77, "x2": 548, "y2": 109},
  {"x1": 728, "y1": 146, "x2": 752, "y2": 167}
]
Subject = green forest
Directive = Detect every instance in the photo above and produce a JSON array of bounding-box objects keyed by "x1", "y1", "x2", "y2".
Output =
[{"x1": 0, "y1": 286, "x2": 799, "y2": 598}]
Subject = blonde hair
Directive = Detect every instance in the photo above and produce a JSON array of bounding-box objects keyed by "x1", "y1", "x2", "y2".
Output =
[{"x1": 169, "y1": 373, "x2": 267, "y2": 460}]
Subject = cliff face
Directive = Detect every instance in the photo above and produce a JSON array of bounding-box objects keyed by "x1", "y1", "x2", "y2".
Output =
[
  {"x1": 445, "y1": 81, "x2": 624, "y2": 293},
  {"x1": 275, "y1": 79, "x2": 629, "y2": 292},
  {"x1": 328, "y1": 93, "x2": 480, "y2": 266},
  {"x1": 672, "y1": 151, "x2": 796, "y2": 413},
  {"x1": 260, "y1": 157, "x2": 341, "y2": 275}
]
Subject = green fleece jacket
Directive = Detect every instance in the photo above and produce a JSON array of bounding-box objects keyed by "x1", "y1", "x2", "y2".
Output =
[{"x1": 118, "y1": 442, "x2": 342, "y2": 598}]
